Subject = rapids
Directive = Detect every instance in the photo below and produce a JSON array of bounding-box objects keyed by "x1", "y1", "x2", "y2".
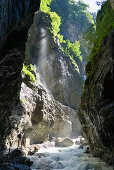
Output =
[{"x1": 28, "y1": 140, "x2": 113, "y2": 170}]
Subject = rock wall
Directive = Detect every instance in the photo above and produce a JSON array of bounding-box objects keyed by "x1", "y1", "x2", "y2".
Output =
[
  {"x1": 0, "y1": 1, "x2": 82, "y2": 149},
  {"x1": 78, "y1": 21, "x2": 114, "y2": 166},
  {"x1": 10, "y1": 71, "x2": 80, "y2": 145},
  {"x1": 0, "y1": 0, "x2": 40, "y2": 149},
  {"x1": 23, "y1": 11, "x2": 82, "y2": 143},
  {"x1": 50, "y1": 0, "x2": 94, "y2": 76},
  {"x1": 26, "y1": 12, "x2": 82, "y2": 110}
]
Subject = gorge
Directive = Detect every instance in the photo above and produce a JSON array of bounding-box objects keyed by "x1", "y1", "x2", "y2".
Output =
[{"x1": 0, "y1": 0, "x2": 114, "y2": 169}]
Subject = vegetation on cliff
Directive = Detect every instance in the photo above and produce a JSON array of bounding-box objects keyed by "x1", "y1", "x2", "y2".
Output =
[
  {"x1": 22, "y1": 64, "x2": 36, "y2": 83},
  {"x1": 78, "y1": 1, "x2": 114, "y2": 164},
  {"x1": 50, "y1": 0, "x2": 94, "y2": 33},
  {"x1": 84, "y1": 0, "x2": 114, "y2": 65},
  {"x1": 40, "y1": 0, "x2": 94, "y2": 73},
  {"x1": 40, "y1": 0, "x2": 61, "y2": 36}
]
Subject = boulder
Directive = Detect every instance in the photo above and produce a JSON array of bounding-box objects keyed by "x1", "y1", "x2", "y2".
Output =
[
  {"x1": 55, "y1": 138, "x2": 74, "y2": 147},
  {"x1": 80, "y1": 138, "x2": 88, "y2": 146},
  {"x1": 75, "y1": 136, "x2": 88, "y2": 145}
]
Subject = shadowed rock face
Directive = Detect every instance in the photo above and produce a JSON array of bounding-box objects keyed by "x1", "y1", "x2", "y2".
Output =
[
  {"x1": 78, "y1": 31, "x2": 114, "y2": 164},
  {"x1": 0, "y1": 0, "x2": 40, "y2": 149},
  {"x1": 78, "y1": 0, "x2": 114, "y2": 164}
]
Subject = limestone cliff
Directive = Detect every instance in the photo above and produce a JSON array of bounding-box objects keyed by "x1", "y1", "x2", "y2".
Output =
[
  {"x1": 50, "y1": 0, "x2": 93, "y2": 43},
  {"x1": 78, "y1": 1, "x2": 114, "y2": 165},
  {"x1": 22, "y1": 11, "x2": 82, "y2": 143},
  {"x1": 50, "y1": 0, "x2": 94, "y2": 76},
  {"x1": 26, "y1": 12, "x2": 82, "y2": 110},
  {"x1": 0, "y1": 0, "x2": 40, "y2": 149}
]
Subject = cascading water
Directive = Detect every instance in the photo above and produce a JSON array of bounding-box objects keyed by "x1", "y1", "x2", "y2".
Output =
[{"x1": 28, "y1": 140, "x2": 113, "y2": 170}]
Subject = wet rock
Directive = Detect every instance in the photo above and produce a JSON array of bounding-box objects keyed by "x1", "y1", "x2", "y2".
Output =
[
  {"x1": 28, "y1": 144, "x2": 40, "y2": 155},
  {"x1": 75, "y1": 136, "x2": 88, "y2": 146},
  {"x1": 79, "y1": 145, "x2": 84, "y2": 149},
  {"x1": 0, "y1": 149, "x2": 33, "y2": 170},
  {"x1": 55, "y1": 138, "x2": 74, "y2": 147},
  {"x1": 80, "y1": 138, "x2": 88, "y2": 146},
  {"x1": 75, "y1": 141, "x2": 80, "y2": 145},
  {"x1": 84, "y1": 147, "x2": 90, "y2": 154},
  {"x1": 35, "y1": 153, "x2": 46, "y2": 158}
]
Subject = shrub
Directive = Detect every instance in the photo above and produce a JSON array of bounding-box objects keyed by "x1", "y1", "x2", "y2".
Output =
[
  {"x1": 84, "y1": 1, "x2": 114, "y2": 63},
  {"x1": 22, "y1": 64, "x2": 36, "y2": 83}
]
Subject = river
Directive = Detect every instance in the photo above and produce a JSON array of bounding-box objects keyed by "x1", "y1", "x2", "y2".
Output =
[{"x1": 28, "y1": 140, "x2": 113, "y2": 170}]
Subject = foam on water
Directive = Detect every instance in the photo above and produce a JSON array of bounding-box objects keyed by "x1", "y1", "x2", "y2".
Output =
[{"x1": 28, "y1": 141, "x2": 113, "y2": 170}]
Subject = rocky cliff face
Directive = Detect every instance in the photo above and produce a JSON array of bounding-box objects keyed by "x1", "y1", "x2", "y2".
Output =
[
  {"x1": 26, "y1": 12, "x2": 82, "y2": 110},
  {"x1": 0, "y1": 0, "x2": 40, "y2": 149},
  {"x1": 0, "y1": 1, "x2": 82, "y2": 149},
  {"x1": 78, "y1": 5, "x2": 114, "y2": 165},
  {"x1": 20, "y1": 79, "x2": 81, "y2": 143},
  {"x1": 50, "y1": 0, "x2": 94, "y2": 76},
  {"x1": 21, "y1": 11, "x2": 82, "y2": 143}
]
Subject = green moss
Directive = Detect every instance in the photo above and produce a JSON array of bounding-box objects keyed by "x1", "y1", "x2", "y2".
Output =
[
  {"x1": 22, "y1": 64, "x2": 36, "y2": 83},
  {"x1": 84, "y1": 1, "x2": 114, "y2": 64},
  {"x1": 20, "y1": 99, "x2": 26, "y2": 104}
]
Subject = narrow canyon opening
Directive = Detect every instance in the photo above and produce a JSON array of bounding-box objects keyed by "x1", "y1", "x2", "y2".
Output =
[{"x1": 0, "y1": 0, "x2": 114, "y2": 169}]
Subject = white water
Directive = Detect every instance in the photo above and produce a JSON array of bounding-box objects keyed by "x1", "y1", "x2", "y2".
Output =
[{"x1": 28, "y1": 141, "x2": 113, "y2": 170}]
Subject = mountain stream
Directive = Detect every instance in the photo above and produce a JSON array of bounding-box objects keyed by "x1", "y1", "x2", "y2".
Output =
[{"x1": 28, "y1": 139, "x2": 113, "y2": 170}]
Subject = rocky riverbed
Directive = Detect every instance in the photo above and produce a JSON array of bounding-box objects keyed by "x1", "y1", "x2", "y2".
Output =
[
  {"x1": 28, "y1": 138, "x2": 113, "y2": 170},
  {"x1": 0, "y1": 137, "x2": 113, "y2": 170}
]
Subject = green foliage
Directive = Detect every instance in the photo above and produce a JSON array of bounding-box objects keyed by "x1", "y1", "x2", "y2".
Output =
[
  {"x1": 40, "y1": 0, "x2": 52, "y2": 12},
  {"x1": 50, "y1": 0, "x2": 94, "y2": 30},
  {"x1": 60, "y1": 39, "x2": 82, "y2": 73},
  {"x1": 84, "y1": 1, "x2": 114, "y2": 63},
  {"x1": 69, "y1": 55, "x2": 80, "y2": 73},
  {"x1": 22, "y1": 64, "x2": 36, "y2": 83},
  {"x1": 40, "y1": 0, "x2": 83, "y2": 71},
  {"x1": 49, "y1": 0, "x2": 94, "y2": 71},
  {"x1": 69, "y1": 40, "x2": 81, "y2": 59},
  {"x1": 96, "y1": 2, "x2": 114, "y2": 42},
  {"x1": 40, "y1": 0, "x2": 96, "y2": 73},
  {"x1": 57, "y1": 34, "x2": 65, "y2": 43},
  {"x1": 40, "y1": 0, "x2": 61, "y2": 36},
  {"x1": 63, "y1": 40, "x2": 82, "y2": 61},
  {"x1": 49, "y1": 12, "x2": 61, "y2": 36}
]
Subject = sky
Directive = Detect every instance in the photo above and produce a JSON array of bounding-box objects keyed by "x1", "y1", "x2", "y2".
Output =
[{"x1": 75, "y1": 0, "x2": 106, "y2": 12}]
